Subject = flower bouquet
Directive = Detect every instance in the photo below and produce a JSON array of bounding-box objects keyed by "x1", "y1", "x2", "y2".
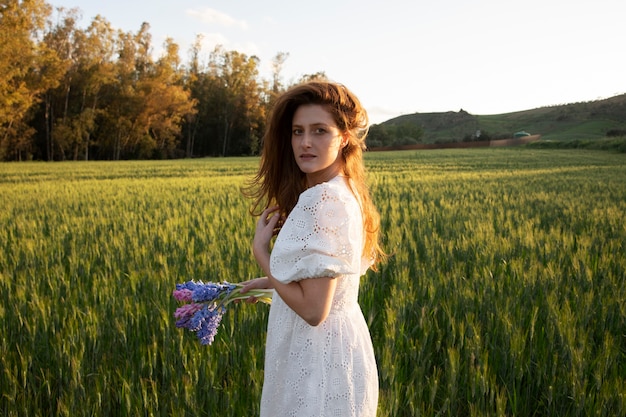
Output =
[{"x1": 173, "y1": 280, "x2": 272, "y2": 346}]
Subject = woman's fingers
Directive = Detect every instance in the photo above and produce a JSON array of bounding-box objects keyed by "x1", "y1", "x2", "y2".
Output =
[
  {"x1": 245, "y1": 296, "x2": 259, "y2": 304},
  {"x1": 259, "y1": 206, "x2": 280, "y2": 226},
  {"x1": 256, "y1": 206, "x2": 283, "y2": 243},
  {"x1": 261, "y1": 206, "x2": 285, "y2": 236},
  {"x1": 240, "y1": 276, "x2": 269, "y2": 293}
]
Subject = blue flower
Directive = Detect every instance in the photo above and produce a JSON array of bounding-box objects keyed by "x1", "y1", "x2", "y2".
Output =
[
  {"x1": 172, "y1": 279, "x2": 272, "y2": 346},
  {"x1": 191, "y1": 305, "x2": 226, "y2": 345},
  {"x1": 192, "y1": 282, "x2": 236, "y2": 303},
  {"x1": 175, "y1": 281, "x2": 198, "y2": 292}
]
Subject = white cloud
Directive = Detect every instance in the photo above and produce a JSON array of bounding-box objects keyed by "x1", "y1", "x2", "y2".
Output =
[
  {"x1": 197, "y1": 32, "x2": 260, "y2": 57},
  {"x1": 186, "y1": 8, "x2": 249, "y2": 30}
]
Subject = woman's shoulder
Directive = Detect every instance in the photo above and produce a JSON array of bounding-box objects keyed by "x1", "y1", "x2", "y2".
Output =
[
  {"x1": 300, "y1": 176, "x2": 354, "y2": 203},
  {"x1": 297, "y1": 176, "x2": 359, "y2": 215}
]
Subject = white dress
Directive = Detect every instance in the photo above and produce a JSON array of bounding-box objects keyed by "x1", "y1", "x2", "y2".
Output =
[{"x1": 260, "y1": 176, "x2": 378, "y2": 417}]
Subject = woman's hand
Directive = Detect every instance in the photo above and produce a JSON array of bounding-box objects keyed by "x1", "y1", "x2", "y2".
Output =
[
  {"x1": 239, "y1": 276, "x2": 273, "y2": 304},
  {"x1": 253, "y1": 206, "x2": 283, "y2": 275},
  {"x1": 254, "y1": 205, "x2": 282, "y2": 249}
]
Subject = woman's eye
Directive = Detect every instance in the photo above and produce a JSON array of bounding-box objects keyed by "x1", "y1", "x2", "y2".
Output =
[
  {"x1": 315, "y1": 128, "x2": 327, "y2": 134},
  {"x1": 293, "y1": 128, "x2": 303, "y2": 135}
]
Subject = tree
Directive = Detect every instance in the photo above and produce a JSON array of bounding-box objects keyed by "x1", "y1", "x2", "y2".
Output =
[
  {"x1": 188, "y1": 46, "x2": 264, "y2": 157},
  {"x1": 268, "y1": 52, "x2": 289, "y2": 102},
  {"x1": 297, "y1": 71, "x2": 328, "y2": 84},
  {"x1": 95, "y1": 26, "x2": 196, "y2": 160},
  {"x1": 137, "y1": 37, "x2": 196, "y2": 158},
  {"x1": 71, "y1": 14, "x2": 117, "y2": 160},
  {"x1": 0, "y1": 0, "x2": 61, "y2": 160},
  {"x1": 185, "y1": 59, "x2": 223, "y2": 156},
  {"x1": 39, "y1": 5, "x2": 77, "y2": 160},
  {"x1": 183, "y1": 34, "x2": 204, "y2": 158},
  {"x1": 392, "y1": 121, "x2": 423, "y2": 145},
  {"x1": 213, "y1": 47, "x2": 263, "y2": 156},
  {"x1": 103, "y1": 23, "x2": 155, "y2": 159},
  {"x1": 366, "y1": 124, "x2": 392, "y2": 148},
  {"x1": 366, "y1": 121, "x2": 424, "y2": 148}
]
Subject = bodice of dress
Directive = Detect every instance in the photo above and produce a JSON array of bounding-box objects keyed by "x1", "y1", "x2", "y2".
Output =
[{"x1": 269, "y1": 175, "x2": 369, "y2": 285}]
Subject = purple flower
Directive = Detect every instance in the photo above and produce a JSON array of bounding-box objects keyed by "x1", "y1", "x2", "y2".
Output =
[
  {"x1": 172, "y1": 289, "x2": 193, "y2": 302},
  {"x1": 172, "y1": 279, "x2": 272, "y2": 346},
  {"x1": 174, "y1": 303, "x2": 204, "y2": 329},
  {"x1": 190, "y1": 305, "x2": 226, "y2": 345}
]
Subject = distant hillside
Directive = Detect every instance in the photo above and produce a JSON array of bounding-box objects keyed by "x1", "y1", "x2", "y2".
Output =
[{"x1": 379, "y1": 93, "x2": 626, "y2": 142}]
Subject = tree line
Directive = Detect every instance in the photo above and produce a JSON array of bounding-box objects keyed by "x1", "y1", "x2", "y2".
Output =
[{"x1": 0, "y1": 0, "x2": 331, "y2": 161}]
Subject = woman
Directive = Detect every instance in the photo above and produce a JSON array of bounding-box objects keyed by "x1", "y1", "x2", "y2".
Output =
[{"x1": 242, "y1": 81, "x2": 384, "y2": 416}]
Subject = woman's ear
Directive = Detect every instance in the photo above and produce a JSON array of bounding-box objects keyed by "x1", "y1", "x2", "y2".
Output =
[{"x1": 341, "y1": 134, "x2": 349, "y2": 148}]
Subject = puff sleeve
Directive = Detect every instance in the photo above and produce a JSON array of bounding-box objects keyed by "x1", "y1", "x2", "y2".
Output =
[{"x1": 269, "y1": 179, "x2": 364, "y2": 284}]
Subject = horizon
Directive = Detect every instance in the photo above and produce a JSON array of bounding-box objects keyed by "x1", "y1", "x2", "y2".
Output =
[{"x1": 375, "y1": 91, "x2": 625, "y2": 125}]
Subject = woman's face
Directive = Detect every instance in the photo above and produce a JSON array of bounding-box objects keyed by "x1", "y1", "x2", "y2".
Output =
[{"x1": 291, "y1": 104, "x2": 346, "y2": 187}]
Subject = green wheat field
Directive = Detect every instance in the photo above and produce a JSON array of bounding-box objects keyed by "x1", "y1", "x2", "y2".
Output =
[{"x1": 1, "y1": 148, "x2": 625, "y2": 416}]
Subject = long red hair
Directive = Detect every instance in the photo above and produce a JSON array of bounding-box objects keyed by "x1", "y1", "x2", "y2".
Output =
[{"x1": 244, "y1": 81, "x2": 384, "y2": 267}]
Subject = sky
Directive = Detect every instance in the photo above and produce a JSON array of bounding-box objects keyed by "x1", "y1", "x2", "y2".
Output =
[{"x1": 50, "y1": 0, "x2": 625, "y2": 124}]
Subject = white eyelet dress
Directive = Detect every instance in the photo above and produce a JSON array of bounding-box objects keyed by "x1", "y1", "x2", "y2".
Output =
[{"x1": 260, "y1": 176, "x2": 378, "y2": 417}]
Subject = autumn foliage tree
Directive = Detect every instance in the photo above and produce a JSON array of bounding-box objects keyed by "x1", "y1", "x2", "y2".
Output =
[
  {"x1": 0, "y1": 0, "x2": 299, "y2": 161},
  {"x1": 0, "y1": 0, "x2": 62, "y2": 160}
]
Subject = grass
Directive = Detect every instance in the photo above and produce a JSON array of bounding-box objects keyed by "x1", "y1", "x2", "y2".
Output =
[{"x1": 1, "y1": 148, "x2": 625, "y2": 416}]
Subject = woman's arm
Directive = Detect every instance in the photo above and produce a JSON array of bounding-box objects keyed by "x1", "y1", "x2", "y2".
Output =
[{"x1": 251, "y1": 206, "x2": 337, "y2": 326}]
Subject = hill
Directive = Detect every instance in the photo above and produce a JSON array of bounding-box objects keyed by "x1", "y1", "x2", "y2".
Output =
[{"x1": 379, "y1": 93, "x2": 626, "y2": 143}]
